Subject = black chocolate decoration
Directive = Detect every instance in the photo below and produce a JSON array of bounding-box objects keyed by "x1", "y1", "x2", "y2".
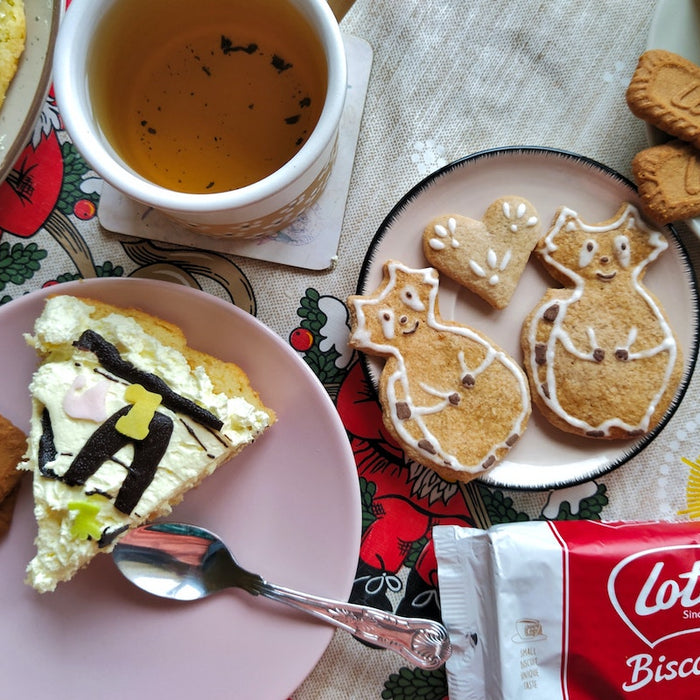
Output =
[
  {"x1": 98, "y1": 525, "x2": 129, "y2": 548},
  {"x1": 73, "y1": 330, "x2": 223, "y2": 431},
  {"x1": 38, "y1": 408, "x2": 59, "y2": 479},
  {"x1": 62, "y1": 405, "x2": 174, "y2": 514}
]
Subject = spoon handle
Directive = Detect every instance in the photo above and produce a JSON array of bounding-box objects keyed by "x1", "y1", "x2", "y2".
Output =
[{"x1": 256, "y1": 581, "x2": 451, "y2": 670}]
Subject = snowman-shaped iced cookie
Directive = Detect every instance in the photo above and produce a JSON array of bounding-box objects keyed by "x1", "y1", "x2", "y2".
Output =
[
  {"x1": 348, "y1": 260, "x2": 530, "y2": 480},
  {"x1": 521, "y1": 203, "x2": 683, "y2": 439}
]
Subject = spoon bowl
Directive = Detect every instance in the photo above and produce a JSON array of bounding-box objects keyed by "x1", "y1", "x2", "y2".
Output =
[{"x1": 113, "y1": 522, "x2": 451, "y2": 670}]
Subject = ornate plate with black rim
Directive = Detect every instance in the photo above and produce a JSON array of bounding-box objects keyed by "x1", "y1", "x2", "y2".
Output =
[
  {"x1": 356, "y1": 146, "x2": 699, "y2": 490},
  {"x1": 0, "y1": 0, "x2": 60, "y2": 185},
  {"x1": 0, "y1": 277, "x2": 360, "y2": 700}
]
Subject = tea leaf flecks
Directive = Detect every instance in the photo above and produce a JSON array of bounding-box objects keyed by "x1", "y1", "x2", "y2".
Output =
[
  {"x1": 220, "y1": 36, "x2": 257, "y2": 55},
  {"x1": 202, "y1": 65, "x2": 211, "y2": 76},
  {"x1": 299, "y1": 96, "x2": 311, "y2": 108},
  {"x1": 139, "y1": 120, "x2": 157, "y2": 135},
  {"x1": 271, "y1": 54, "x2": 292, "y2": 72},
  {"x1": 285, "y1": 114, "x2": 301, "y2": 125}
]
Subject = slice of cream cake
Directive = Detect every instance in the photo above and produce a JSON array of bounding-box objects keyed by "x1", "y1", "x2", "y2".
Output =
[{"x1": 20, "y1": 295, "x2": 275, "y2": 592}]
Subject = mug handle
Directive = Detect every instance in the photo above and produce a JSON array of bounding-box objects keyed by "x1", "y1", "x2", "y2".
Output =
[{"x1": 327, "y1": 0, "x2": 356, "y2": 21}]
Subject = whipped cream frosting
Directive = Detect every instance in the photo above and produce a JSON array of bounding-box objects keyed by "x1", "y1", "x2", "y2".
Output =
[{"x1": 23, "y1": 296, "x2": 271, "y2": 592}]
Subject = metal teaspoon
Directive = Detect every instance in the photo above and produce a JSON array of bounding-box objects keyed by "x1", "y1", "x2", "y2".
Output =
[{"x1": 112, "y1": 522, "x2": 452, "y2": 670}]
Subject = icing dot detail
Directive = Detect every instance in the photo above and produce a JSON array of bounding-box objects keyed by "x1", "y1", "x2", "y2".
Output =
[
  {"x1": 380, "y1": 308, "x2": 395, "y2": 340},
  {"x1": 400, "y1": 285, "x2": 425, "y2": 311}
]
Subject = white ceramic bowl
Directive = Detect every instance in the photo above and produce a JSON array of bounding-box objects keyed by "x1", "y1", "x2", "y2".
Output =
[{"x1": 53, "y1": 0, "x2": 347, "y2": 238}]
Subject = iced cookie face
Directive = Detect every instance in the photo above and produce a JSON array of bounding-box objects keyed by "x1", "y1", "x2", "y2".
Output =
[
  {"x1": 537, "y1": 204, "x2": 667, "y2": 288},
  {"x1": 348, "y1": 263, "x2": 440, "y2": 358}
]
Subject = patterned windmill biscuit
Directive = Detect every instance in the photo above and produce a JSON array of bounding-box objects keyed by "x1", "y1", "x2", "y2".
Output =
[
  {"x1": 348, "y1": 260, "x2": 530, "y2": 482},
  {"x1": 631, "y1": 139, "x2": 700, "y2": 225},
  {"x1": 0, "y1": 413, "x2": 27, "y2": 536},
  {"x1": 626, "y1": 49, "x2": 700, "y2": 150},
  {"x1": 0, "y1": 0, "x2": 26, "y2": 109},
  {"x1": 423, "y1": 196, "x2": 540, "y2": 309},
  {"x1": 521, "y1": 203, "x2": 683, "y2": 440}
]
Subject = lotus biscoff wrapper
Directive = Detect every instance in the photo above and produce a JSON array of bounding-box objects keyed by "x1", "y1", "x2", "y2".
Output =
[{"x1": 435, "y1": 520, "x2": 700, "y2": 700}]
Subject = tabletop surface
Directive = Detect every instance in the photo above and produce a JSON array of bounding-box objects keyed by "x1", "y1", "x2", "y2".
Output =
[{"x1": 1, "y1": 1, "x2": 699, "y2": 698}]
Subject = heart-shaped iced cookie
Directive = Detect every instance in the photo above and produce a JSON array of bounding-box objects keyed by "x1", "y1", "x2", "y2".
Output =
[{"x1": 423, "y1": 196, "x2": 540, "y2": 309}]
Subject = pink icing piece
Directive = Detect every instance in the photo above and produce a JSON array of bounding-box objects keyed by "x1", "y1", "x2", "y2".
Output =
[{"x1": 62, "y1": 375, "x2": 110, "y2": 422}]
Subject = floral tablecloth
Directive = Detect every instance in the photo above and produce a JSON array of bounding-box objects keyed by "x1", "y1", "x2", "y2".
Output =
[{"x1": 2, "y1": 1, "x2": 699, "y2": 698}]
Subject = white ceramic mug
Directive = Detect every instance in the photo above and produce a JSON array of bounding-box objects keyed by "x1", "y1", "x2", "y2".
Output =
[{"x1": 53, "y1": 0, "x2": 350, "y2": 238}]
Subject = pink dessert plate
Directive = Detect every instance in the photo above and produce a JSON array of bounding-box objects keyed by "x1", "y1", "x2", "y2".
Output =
[
  {"x1": 0, "y1": 277, "x2": 360, "y2": 700},
  {"x1": 356, "y1": 146, "x2": 698, "y2": 490}
]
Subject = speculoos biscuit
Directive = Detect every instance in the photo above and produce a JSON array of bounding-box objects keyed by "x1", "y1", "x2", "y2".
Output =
[
  {"x1": 632, "y1": 139, "x2": 700, "y2": 225},
  {"x1": 627, "y1": 49, "x2": 700, "y2": 150}
]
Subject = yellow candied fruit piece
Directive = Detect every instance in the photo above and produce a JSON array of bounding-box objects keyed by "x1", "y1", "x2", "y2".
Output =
[
  {"x1": 68, "y1": 501, "x2": 103, "y2": 540},
  {"x1": 116, "y1": 383, "x2": 163, "y2": 440}
]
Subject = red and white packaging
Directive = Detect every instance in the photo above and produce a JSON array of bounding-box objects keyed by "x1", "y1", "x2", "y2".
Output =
[{"x1": 434, "y1": 520, "x2": 700, "y2": 700}]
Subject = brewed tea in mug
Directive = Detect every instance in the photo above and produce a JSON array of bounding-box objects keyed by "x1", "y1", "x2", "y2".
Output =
[{"x1": 89, "y1": 0, "x2": 327, "y2": 194}]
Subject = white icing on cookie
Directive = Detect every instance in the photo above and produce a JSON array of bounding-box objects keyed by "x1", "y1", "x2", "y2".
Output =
[
  {"x1": 503, "y1": 199, "x2": 539, "y2": 233},
  {"x1": 469, "y1": 247, "x2": 512, "y2": 285},
  {"x1": 428, "y1": 217, "x2": 460, "y2": 251},
  {"x1": 526, "y1": 203, "x2": 677, "y2": 436},
  {"x1": 350, "y1": 262, "x2": 530, "y2": 472}
]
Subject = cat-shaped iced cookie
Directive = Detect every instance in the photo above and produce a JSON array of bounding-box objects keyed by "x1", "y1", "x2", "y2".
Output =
[
  {"x1": 348, "y1": 260, "x2": 530, "y2": 482},
  {"x1": 423, "y1": 196, "x2": 541, "y2": 309},
  {"x1": 522, "y1": 203, "x2": 683, "y2": 439}
]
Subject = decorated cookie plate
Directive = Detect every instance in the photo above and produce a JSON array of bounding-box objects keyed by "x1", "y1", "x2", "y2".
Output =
[
  {"x1": 0, "y1": 0, "x2": 60, "y2": 185},
  {"x1": 0, "y1": 278, "x2": 360, "y2": 700},
  {"x1": 646, "y1": 0, "x2": 700, "y2": 237},
  {"x1": 357, "y1": 146, "x2": 698, "y2": 490}
]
